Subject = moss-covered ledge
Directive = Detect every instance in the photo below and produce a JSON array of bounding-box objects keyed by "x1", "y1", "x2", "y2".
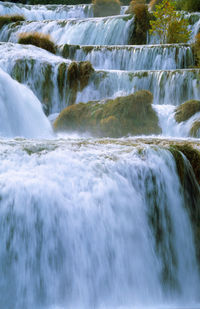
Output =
[{"x1": 54, "y1": 90, "x2": 161, "y2": 137}]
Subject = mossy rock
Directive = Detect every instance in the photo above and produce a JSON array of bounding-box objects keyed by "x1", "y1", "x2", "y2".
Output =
[
  {"x1": 175, "y1": 100, "x2": 200, "y2": 123},
  {"x1": 92, "y1": 0, "x2": 121, "y2": 17},
  {"x1": 189, "y1": 120, "x2": 200, "y2": 138},
  {"x1": 54, "y1": 90, "x2": 161, "y2": 137},
  {"x1": 170, "y1": 144, "x2": 200, "y2": 185},
  {"x1": 57, "y1": 63, "x2": 67, "y2": 99},
  {"x1": 67, "y1": 61, "x2": 94, "y2": 105}
]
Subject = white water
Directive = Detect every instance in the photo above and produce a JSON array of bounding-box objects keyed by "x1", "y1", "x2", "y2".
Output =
[
  {"x1": 0, "y1": 138, "x2": 199, "y2": 309},
  {"x1": 0, "y1": 2, "x2": 128, "y2": 21},
  {"x1": 77, "y1": 69, "x2": 200, "y2": 106},
  {"x1": 0, "y1": 2, "x2": 199, "y2": 308},
  {"x1": 0, "y1": 68, "x2": 52, "y2": 138},
  {"x1": 61, "y1": 44, "x2": 194, "y2": 71},
  {"x1": 0, "y1": 15, "x2": 134, "y2": 46}
]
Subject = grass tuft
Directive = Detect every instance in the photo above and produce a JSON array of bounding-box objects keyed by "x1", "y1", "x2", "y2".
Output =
[{"x1": 18, "y1": 32, "x2": 56, "y2": 54}]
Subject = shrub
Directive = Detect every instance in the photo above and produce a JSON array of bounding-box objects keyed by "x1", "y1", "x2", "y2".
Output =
[
  {"x1": 193, "y1": 33, "x2": 200, "y2": 68},
  {"x1": 149, "y1": 0, "x2": 162, "y2": 11},
  {"x1": 92, "y1": 0, "x2": 121, "y2": 17},
  {"x1": 175, "y1": 100, "x2": 200, "y2": 123},
  {"x1": 54, "y1": 90, "x2": 161, "y2": 137},
  {"x1": 149, "y1": 0, "x2": 191, "y2": 44},
  {"x1": 128, "y1": 0, "x2": 150, "y2": 44},
  {"x1": 18, "y1": 32, "x2": 56, "y2": 54},
  {"x1": 0, "y1": 15, "x2": 25, "y2": 29}
]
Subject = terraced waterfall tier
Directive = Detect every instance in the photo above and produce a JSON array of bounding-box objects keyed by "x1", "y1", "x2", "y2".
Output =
[
  {"x1": 0, "y1": 15, "x2": 134, "y2": 45},
  {"x1": 0, "y1": 2, "x2": 200, "y2": 308},
  {"x1": 60, "y1": 44, "x2": 194, "y2": 70}
]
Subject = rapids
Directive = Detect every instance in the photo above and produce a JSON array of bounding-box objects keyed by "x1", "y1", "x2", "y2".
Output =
[{"x1": 0, "y1": 1, "x2": 199, "y2": 309}]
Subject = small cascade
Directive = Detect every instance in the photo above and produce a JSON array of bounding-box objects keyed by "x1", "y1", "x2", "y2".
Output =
[
  {"x1": 76, "y1": 69, "x2": 200, "y2": 106},
  {"x1": 0, "y1": 1, "x2": 94, "y2": 20},
  {"x1": 0, "y1": 15, "x2": 134, "y2": 45},
  {"x1": 0, "y1": 140, "x2": 199, "y2": 308},
  {"x1": 0, "y1": 42, "x2": 71, "y2": 114},
  {"x1": 0, "y1": 68, "x2": 52, "y2": 138},
  {"x1": 60, "y1": 43, "x2": 194, "y2": 70}
]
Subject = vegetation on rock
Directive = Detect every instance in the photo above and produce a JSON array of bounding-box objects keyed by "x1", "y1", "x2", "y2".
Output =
[
  {"x1": 176, "y1": 0, "x2": 200, "y2": 12},
  {"x1": 92, "y1": 0, "x2": 121, "y2": 17},
  {"x1": 18, "y1": 32, "x2": 56, "y2": 54},
  {"x1": 149, "y1": 0, "x2": 191, "y2": 44},
  {"x1": 67, "y1": 61, "x2": 94, "y2": 104},
  {"x1": 0, "y1": 14, "x2": 25, "y2": 30},
  {"x1": 193, "y1": 33, "x2": 200, "y2": 68},
  {"x1": 175, "y1": 100, "x2": 200, "y2": 123},
  {"x1": 189, "y1": 120, "x2": 200, "y2": 137},
  {"x1": 54, "y1": 90, "x2": 161, "y2": 137},
  {"x1": 128, "y1": 0, "x2": 150, "y2": 45}
]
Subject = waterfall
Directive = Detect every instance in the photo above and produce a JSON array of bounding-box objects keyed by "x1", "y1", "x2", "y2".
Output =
[
  {"x1": 76, "y1": 69, "x2": 200, "y2": 106},
  {"x1": 0, "y1": 68, "x2": 52, "y2": 138},
  {"x1": 0, "y1": 15, "x2": 134, "y2": 45},
  {"x1": 60, "y1": 44, "x2": 194, "y2": 71},
  {"x1": 0, "y1": 139, "x2": 199, "y2": 308}
]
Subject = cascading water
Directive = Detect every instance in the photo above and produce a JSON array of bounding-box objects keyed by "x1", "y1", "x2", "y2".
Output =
[
  {"x1": 0, "y1": 68, "x2": 52, "y2": 138},
  {"x1": 0, "y1": 139, "x2": 199, "y2": 309},
  {"x1": 0, "y1": 15, "x2": 134, "y2": 45},
  {"x1": 60, "y1": 44, "x2": 194, "y2": 71},
  {"x1": 0, "y1": 2, "x2": 200, "y2": 308}
]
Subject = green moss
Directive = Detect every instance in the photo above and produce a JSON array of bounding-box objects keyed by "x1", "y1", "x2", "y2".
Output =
[
  {"x1": 54, "y1": 90, "x2": 161, "y2": 137},
  {"x1": 189, "y1": 120, "x2": 200, "y2": 137},
  {"x1": 171, "y1": 144, "x2": 200, "y2": 185},
  {"x1": 92, "y1": 0, "x2": 121, "y2": 17},
  {"x1": 67, "y1": 61, "x2": 94, "y2": 105},
  {"x1": 18, "y1": 32, "x2": 56, "y2": 54},
  {"x1": 169, "y1": 147, "x2": 185, "y2": 184},
  {"x1": 42, "y1": 64, "x2": 54, "y2": 114},
  {"x1": 175, "y1": 100, "x2": 200, "y2": 123},
  {"x1": 57, "y1": 63, "x2": 67, "y2": 99},
  {"x1": 0, "y1": 14, "x2": 25, "y2": 30},
  {"x1": 62, "y1": 44, "x2": 80, "y2": 59}
]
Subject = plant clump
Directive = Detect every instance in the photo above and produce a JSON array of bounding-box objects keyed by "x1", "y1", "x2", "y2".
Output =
[
  {"x1": 128, "y1": 0, "x2": 150, "y2": 45},
  {"x1": 54, "y1": 90, "x2": 161, "y2": 137},
  {"x1": 189, "y1": 120, "x2": 200, "y2": 138},
  {"x1": 92, "y1": 0, "x2": 121, "y2": 17},
  {"x1": 175, "y1": 100, "x2": 200, "y2": 123},
  {"x1": 193, "y1": 33, "x2": 200, "y2": 68},
  {"x1": 149, "y1": 0, "x2": 191, "y2": 44},
  {"x1": 67, "y1": 61, "x2": 94, "y2": 104},
  {"x1": 175, "y1": 0, "x2": 200, "y2": 12},
  {"x1": 18, "y1": 32, "x2": 56, "y2": 54},
  {"x1": 0, "y1": 14, "x2": 25, "y2": 29},
  {"x1": 57, "y1": 63, "x2": 67, "y2": 99}
]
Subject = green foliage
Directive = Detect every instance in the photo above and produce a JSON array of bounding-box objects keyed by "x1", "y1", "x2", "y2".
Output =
[
  {"x1": 18, "y1": 32, "x2": 56, "y2": 54},
  {"x1": 175, "y1": 0, "x2": 200, "y2": 12},
  {"x1": 54, "y1": 90, "x2": 161, "y2": 137},
  {"x1": 149, "y1": 0, "x2": 191, "y2": 44},
  {"x1": 92, "y1": 0, "x2": 121, "y2": 17},
  {"x1": 0, "y1": 14, "x2": 25, "y2": 30}
]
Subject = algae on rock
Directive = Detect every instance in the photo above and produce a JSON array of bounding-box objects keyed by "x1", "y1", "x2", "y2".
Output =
[
  {"x1": 175, "y1": 100, "x2": 200, "y2": 123},
  {"x1": 54, "y1": 90, "x2": 161, "y2": 137}
]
